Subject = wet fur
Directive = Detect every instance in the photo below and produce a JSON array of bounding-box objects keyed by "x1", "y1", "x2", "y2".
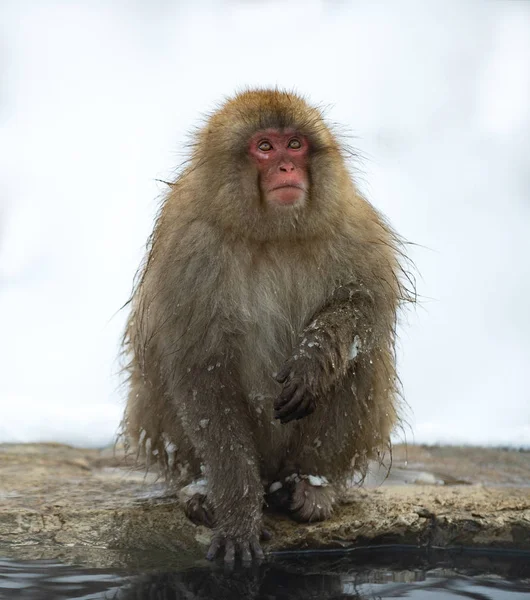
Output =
[{"x1": 122, "y1": 89, "x2": 412, "y2": 545}]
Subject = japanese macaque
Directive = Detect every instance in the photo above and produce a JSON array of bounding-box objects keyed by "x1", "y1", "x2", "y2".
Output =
[{"x1": 122, "y1": 89, "x2": 412, "y2": 564}]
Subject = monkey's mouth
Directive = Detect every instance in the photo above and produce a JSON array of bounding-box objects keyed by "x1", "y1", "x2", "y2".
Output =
[
  {"x1": 270, "y1": 184, "x2": 305, "y2": 192},
  {"x1": 268, "y1": 184, "x2": 306, "y2": 207}
]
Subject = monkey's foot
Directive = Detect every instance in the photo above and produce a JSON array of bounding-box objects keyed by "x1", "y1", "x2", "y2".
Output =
[
  {"x1": 178, "y1": 479, "x2": 214, "y2": 528},
  {"x1": 184, "y1": 493, "x2": 214, "y2": 528},
  {"x1": 184, "y1": 491, "x2": 272, "y2": 542},
  {"x1": 207, "y1": 532, "x2": 264, "y2": 566},
  {"x1": 288, "y1": 477, "x2": 336, "y2": 523}
]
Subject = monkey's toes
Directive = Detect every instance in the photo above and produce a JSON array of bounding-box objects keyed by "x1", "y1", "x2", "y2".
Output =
[
  {"x1": 206, "y1": 533, "x2": 264, "y2": 566},
  {"x1": 185, "y1": 493, "x2": 214, "y2": 529},
  {"x1": 289, "y1": 479, "x2": 336, "y2": 523}
]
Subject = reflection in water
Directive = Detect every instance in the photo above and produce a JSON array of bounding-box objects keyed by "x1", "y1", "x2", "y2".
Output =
[
  {"x1": 114, "y1": 551, "x2": 530, "y2": 600},
  {"x1": 116, "y1": 567, "x2": 343, "y2": 599},
  {"x1": 1, "y1": 548, "x2": 530, "y2": 600}
]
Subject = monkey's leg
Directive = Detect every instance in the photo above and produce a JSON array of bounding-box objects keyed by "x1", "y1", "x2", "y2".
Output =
[
  {"x1": 173, "y1": 361, "x2": 265, "y2": 565},
  {"x1": 273, "y1": 284, "x2": 389, "y2": 522},
  {"x1": 125, "y1": 366, "x2": 201, "y2": 481},
  {"x1": 269, "y1": 369, "x2": 368, "y2": 523},
  {"x1": 278, "y1": 376, "x2": 365, "y2": 523},
  {"x1": 279, "y1": 352, "x2": 396, "y2": 523}
]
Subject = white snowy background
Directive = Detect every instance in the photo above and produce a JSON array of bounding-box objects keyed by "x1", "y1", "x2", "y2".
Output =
[{"x1": 1, "y1": 1, "x2": 529, "y2": 448}]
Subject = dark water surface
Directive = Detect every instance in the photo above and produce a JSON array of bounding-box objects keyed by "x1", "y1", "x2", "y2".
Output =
[{"x1": 1, "y1": 546, "x2": 530, "y2": 600}]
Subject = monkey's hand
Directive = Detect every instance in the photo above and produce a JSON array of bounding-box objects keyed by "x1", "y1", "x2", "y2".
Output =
[
  {"x1": 273, "y1": 339, "x2": 324, "y2": 423},
  {"x1": 206, "y1": 531, "x2": 264, "y2": 566}
]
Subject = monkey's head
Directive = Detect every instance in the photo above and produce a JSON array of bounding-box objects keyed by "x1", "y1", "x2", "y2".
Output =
[{"x1": 186, "y1": 89, "x2": 353, "y2": 241}]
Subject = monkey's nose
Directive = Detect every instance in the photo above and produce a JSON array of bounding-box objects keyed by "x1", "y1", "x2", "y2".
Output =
[{"x1": 279, "y1": 162, "x2": 295, "y2": 172}]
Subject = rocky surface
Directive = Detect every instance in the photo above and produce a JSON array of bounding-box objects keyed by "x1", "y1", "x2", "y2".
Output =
[{"x1": 1, "y1": 443, "x2": 529, "y2": 568}]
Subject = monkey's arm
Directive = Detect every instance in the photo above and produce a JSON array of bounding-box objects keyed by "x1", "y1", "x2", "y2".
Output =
[
  {"x1": 175, "y1": 358, "x2": 265, "y2": 564},
  {"x1": 274, "y1": 284, "x2": 377, "y2": 423}
]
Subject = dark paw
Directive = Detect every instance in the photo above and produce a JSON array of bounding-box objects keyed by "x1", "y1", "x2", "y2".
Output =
[
  {"x1": 185, "y1": 493, "x2": 214, "y2": 528},
  {"x1": 274, "y1": 366, "x2": 316, "y2": 423},
  {"x1": 206, "y1": 532, "x2": 264, "y2": 566},
  {"x1": 289, "y1": 479, "x2": 336, "y2": 523}
]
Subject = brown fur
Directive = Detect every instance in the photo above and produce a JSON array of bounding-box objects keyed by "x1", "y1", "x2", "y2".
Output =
[{"x1": 122, "y1": 89, "x2": 412, "y2": 561}]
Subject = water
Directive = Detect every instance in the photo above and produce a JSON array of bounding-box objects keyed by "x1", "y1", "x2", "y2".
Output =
[{"x1": 1, "y1": 546, "x2": 529, "y2": 600}]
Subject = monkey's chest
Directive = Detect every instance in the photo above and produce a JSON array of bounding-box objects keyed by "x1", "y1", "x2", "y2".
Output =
[{"x1": 233, "y1": 261, "x2": 327, "y2": 391}]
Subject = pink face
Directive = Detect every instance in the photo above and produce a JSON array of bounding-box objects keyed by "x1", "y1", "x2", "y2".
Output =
[{"x1": 248, "y1": 129, "x2": 309, "y2": 207}]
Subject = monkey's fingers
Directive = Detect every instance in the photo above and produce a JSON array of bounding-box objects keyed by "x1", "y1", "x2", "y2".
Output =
[
  {"x1": 290, "y1": 396, "x2": 316, "y2": 422},
  {"x1": 280, "y1": 400, "x2": 313, "y2": 423},
  {"x1": 275, "y1": 387, "x2": 306, "y2": 421},
  {"x1": 274, "y1": 364, "x2": 292, "y2": 384},
  {"x1": 207, "y1": 533, "x2": 265, "y2": 566},
  {"x1": 206, "y1": 535, "x2": 223, "y2": 561},
  {"x1": 280, "y1": 392, "x2": 316, "y2": 423},
  {"x1": 240, "y1": 542, "x2": 252, "y2": 565},
  {"x1": 250, "y1": 537, "x2": 265, "y2": 561},
  {"x1": 224, "y1": 539, "x2": 235, "y2": 565},
  {"x1": 237, "y1": 537, "x2": 264, "y2": 565},
  {"x1": 274, "y1": 381, "x2": 298, "y2": 410}
]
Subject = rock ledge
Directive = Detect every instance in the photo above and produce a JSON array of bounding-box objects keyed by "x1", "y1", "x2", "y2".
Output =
[{"x1": 1, "y1": 443, "x2": 529, "y2": 567}]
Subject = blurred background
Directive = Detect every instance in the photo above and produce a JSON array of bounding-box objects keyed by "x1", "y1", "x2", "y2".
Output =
[{"x1": 0, "y1": 0, "x2": 528, "y2": 448}]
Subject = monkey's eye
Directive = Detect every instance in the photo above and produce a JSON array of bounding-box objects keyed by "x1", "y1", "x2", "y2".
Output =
[
  {"x1": 258, "y1": 141, "x2": 272, "y2": 152},
  {"x1": 288, "y1": 138, "x2": 302, "y2": 149}
]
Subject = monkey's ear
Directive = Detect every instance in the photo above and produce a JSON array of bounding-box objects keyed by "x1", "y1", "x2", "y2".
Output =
[{"x1": 274, "y1": 365, "x2": 291, "y2": 384}]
